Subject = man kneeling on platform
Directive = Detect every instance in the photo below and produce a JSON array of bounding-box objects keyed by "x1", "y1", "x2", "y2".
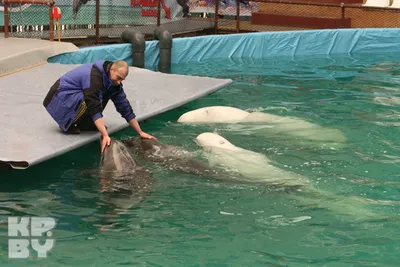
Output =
[{"x1": 43, "y1": 60, "x2": 156, "y2": 153}]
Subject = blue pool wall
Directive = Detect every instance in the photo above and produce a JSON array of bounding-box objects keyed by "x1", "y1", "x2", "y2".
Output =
[{"x1": 48, "y1": 28, "x2": 400, "y2": 68}]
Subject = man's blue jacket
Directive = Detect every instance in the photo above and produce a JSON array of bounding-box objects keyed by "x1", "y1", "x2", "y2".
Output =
[{"x1": 45, "y1": 60, "x2": 136, "y2": 131}]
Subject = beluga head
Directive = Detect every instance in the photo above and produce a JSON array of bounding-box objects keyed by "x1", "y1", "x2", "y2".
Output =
[
  {"x1": 177, "y1": 106, "x2": 249, "y2": 123},
  {"x1": 195, "y1": 132, "x2": 239, "y2": 152}
]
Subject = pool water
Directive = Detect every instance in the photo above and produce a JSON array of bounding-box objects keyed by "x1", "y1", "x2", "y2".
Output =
[{"x1": 1, "y1": 53, "x2": 400, "y2": 266}]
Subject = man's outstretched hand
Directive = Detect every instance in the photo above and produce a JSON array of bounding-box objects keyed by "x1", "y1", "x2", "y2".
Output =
[
  {"x1": 140, "y1": 132, "x2": 156, "y2": 140},
  {"x1": 128, "y1": 118, "x2": 157, "y2": 140},
  {"x1": 101, "y1": 135, "x2": 111, "y2": 153}
]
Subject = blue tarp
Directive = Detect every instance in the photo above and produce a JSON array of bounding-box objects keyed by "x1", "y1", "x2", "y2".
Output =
[{"x1": 48, "y1": 28, "x2": 400, "y2": 68}]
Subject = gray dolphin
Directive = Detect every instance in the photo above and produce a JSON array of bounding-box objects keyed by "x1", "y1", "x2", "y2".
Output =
[
  {"x1": 120, "y1": 137, "x2": 293, "y2": 190},
  {"x1": 99, "y1": 138, "x2": 152, "y2": 211},
  {"x1": 121, "y1": 137, "x2": 226, "y2": 177}
]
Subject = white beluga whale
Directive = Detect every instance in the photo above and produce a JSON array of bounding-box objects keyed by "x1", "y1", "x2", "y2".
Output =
[
  {"x1": 178, "y1": 106, "x2": 252, "y2": 123},
  {"x1": 195, "y1": 132, "x2": 311, "y2": 187},
  {"x1": 178, "y1": 106, "x2": 347, "y2": 149},
  {"x1": 194, "y1": 133, "x2": 308, "y2": 187},
  {"x1": 194, "y1": 132, "x2": 379, "y2": 220}
]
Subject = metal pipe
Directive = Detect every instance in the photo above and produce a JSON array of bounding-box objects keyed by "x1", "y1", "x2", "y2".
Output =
[
  {"x1": 4, "y1": 2, "x2": 9, "y2": 38},
  {"x1": 236, "y1": 0, "x2": 240, "y2": 32},
  {"x1": 49, "y1": 0, "x2": 54, "y2": 41},
  {"x1": 341, "y1": 2, "x2": 345, "y2": 28},
  {"x1": 121, "y1": 29, "x2": 146, "y2": 68},
  {"x1": 95, "y1": 0, "x2": 99, "y2": 44},
  {"x1": 157, "y1": 0, "x2": 161, "y2": 26},
  {"x1": 153, "y1": 27, "x2": 172, "y2": 73},
  {"x1": 214, "y1": 0, "x2": 219, "y2": 34}
]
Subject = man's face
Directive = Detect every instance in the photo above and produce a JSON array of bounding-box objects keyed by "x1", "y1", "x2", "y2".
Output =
[{"x1": 110, "y1": 66, "x2": 127, "y2": 85}]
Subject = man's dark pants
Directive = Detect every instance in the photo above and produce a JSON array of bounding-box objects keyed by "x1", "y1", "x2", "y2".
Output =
[{"x1": 43, "y1": 79, "x2": 102, "y2": 134}]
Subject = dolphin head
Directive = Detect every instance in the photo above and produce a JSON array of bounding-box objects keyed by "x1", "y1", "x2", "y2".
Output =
[
  {"x1": 122, "y1": 137, "x2": 165, "y2": 154},
  {"x1": 100, "y1": 138, "x2": 137, "y2": 173},
  {"x1": 137, "y1": 138, "x2": 163, "y2": 152},
  {"x1": 98, "y1": 138, "x2": 153, "y2": 218},
  {"x1": 121, "y1": 136, "x2": 142, "y2": 151},
  {"x1": 195, "y1": 132, "x2": 238, "y2": 152},
  {"x1": 177, "y1": 106, "x2": 248, "y2": 123}
]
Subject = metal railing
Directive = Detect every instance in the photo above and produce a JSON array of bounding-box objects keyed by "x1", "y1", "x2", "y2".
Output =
[
  {"x1": 2, "y1": 0, "x2": 54, "y2": 40},
  {"x1": 2, "y1": 0, "x2": 400, "y2": 43}
]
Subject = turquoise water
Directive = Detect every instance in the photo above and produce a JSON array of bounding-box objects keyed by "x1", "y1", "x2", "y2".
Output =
[{"x1": 2, "y1": 53, "x2": 400, "y2": 266}]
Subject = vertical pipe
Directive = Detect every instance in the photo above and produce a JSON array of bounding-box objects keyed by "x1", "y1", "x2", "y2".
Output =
[
  {"x1": 236, "y1": 0, "x2": 240, "y2": 32},
  {"x1": 157, "y1": 0, "x2": 161, "y2": 26},
  {"x1": 341, "y1": 3, "x2": 345, "y2": 28},
  {"x1": 153, "y1": 27, "x2": 172, "y2": 73},
  {"x1": 96, "y1": 0, "x2": 100, "y2": 44},
  {"x1": 121, "y1": 29, "x2": 145, "y2": 68},
  {"x1": 49, "y1": 1, "x2": 54, "y2": 41},
  {"x1": 214, "y1": 0, "x2": 219, "y2": 34},
  {"x1": 4, "y1": 2, "x2": 8, "y2": 38}
]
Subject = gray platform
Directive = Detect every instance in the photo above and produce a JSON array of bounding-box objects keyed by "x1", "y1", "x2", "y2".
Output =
[
  {"x1": 0, "y1": 63, "x2": 232, "y2": 170},
  {"x1": 0, "y1": 36, "x2": 79, "y2": 77}
]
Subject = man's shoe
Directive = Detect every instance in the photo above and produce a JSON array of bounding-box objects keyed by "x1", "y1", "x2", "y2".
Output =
[{"x1": 62, "y1": 124, "x2": 80, "y2": 134}]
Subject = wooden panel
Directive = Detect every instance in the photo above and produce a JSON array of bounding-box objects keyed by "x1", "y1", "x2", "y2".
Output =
[
  {"x1": 255, "y1": 2, "x2": 400, "y2": 29},
  {"x1": 345, "y1": 7, "x2": 400, "y2": 28},
  {"x1": 319, "y1": 0, "x2": 362, "y2": 2},
  {"x1": 251, "y1": 13, "x2": 351, "y2": 28},
  {"x1": 284, "y1": 0, "x2": 363, "y2": 3},
  {"x1": 257, "y1": 3, "x2": 343, "y2": 16}
]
